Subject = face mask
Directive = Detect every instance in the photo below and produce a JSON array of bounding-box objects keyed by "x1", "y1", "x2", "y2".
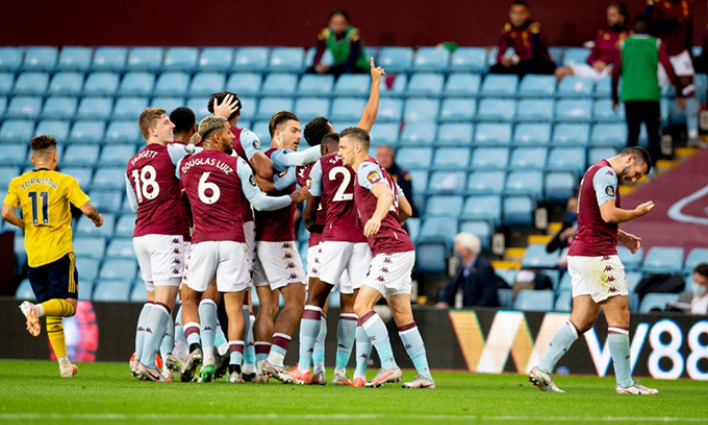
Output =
[
  {"x1": 694, "y1": 285, "x2": 708, "y2": 296},
  {"x1": 566, "y1": 212, "x2": 578, "y2": 224}
]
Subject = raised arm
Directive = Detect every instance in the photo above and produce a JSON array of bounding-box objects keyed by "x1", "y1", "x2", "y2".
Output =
[
  {"x1": 356, "y1": 58, "x2": 385, "y2": 132},
  {"x1": 270, "y1": 147, "x2": 322, "y2": 171}
]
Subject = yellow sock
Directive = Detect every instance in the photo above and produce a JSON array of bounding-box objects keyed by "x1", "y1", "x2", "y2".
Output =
[
  {"x1": 39, "y1": 299, "x2": 76, "y2": 317},
  {"x1": 46, "y1": 317, "x2": 67, "y2": 358}
]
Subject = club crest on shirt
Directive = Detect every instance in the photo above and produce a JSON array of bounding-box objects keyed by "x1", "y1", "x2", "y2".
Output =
[
  {"x1": 367, "y1": 171, "x2": 381, "y2": 185},
  {"x1": 253, "y1": 139, "x2": 261, "y2": 150},
  {"x1": 605, "y1": 185, "x2": 615, "y2": 197},
  {"x1": 249, "y1": 175, "x2": 257, "y2": 187}
]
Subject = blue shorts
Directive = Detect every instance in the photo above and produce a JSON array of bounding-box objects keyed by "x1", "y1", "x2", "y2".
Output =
[{"x1": 28, "y1": 252, "x2": 78, "y2": 302}]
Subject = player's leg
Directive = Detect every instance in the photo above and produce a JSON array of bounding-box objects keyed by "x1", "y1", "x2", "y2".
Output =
[
  {"x1": 672, "y1": 51, "x2": 699, "y2": 141},
  {"x1": 312, "y1": 296, "x2": 329, "y2": 384},
  {"x1": 223, "y1": 291, "x2": 247, "y2": 383},
  {"x1": 343, "y1": 243, "x2": 372, "y2": 386},
  {"x1": 624, "y1": 101, "x2": 642, "y2": 148},
  {"x1": 252, "y1": 244, "x2": 278, "y2": 382},
  {"x1": 332, "y1": 290, "x2": 357, "y2": 386},
  {"x1": 197, "y1": 285, "x2": 220, "y2": 382},
  {"x1": 241, "y1": 294, "x2": 257, "y2": 381},
  {"x1": 288, "y1": 275, "x2": 330, "y2": 383},
  {"x1": 554, "y1": 66, "x2": 574, "y2": 82},
  {"x1": 643, "y1": 101, "x2": 662, "y2": 164}
]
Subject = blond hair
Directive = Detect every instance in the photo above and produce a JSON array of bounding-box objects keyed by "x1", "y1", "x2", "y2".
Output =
[{"x1": 138, "y1": 107, "x2": 167, "y2": 140}]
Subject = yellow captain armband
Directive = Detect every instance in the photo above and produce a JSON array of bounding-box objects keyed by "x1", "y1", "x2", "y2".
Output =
[
  {"x1": 318, "y1": 28, "x2": 329, "y2": 40},
  {"x1": 529, "y1": 22, "x2": 540, "y2": 34},
  {"x1": 503, "y1": 23, "x2": 511, "y2": 33},
  {"x1": 351, "y1": 29, "x2": 360, "y2": 42},
  {"x1": 404, "y1": 173, "x2": 411, "y2": 181}
]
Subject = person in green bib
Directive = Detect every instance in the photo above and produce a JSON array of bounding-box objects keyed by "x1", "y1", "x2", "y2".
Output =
[
  {"x1": 612, "y1": 15, "x2": 684, "y2": 163},
  {"x1": 308, "y1": 10, "x2": 368, "y2": 77}
]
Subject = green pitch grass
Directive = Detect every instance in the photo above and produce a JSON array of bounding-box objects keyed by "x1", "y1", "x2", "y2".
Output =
[{"x1": 0, "y1": 360, "x2": 706, "y2": 424}]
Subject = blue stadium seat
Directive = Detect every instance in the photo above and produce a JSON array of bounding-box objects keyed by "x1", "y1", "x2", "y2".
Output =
[
  {"x1": 127, "y1": 47, "x2": 163, "y2": 72},
  {"x1": 522, "y1": 244, "x2": 560, "y2": 268},
  {"x1": 60, "y1": 166, "x2": 92, "y2": 189},
  {"x1": 419, "y1": 216, "x2": 458, "y2": 242},
  {"x1": 400, "y1": 121, "x2": 436, "y2": 146},
  {"x1": 0, "y1": 96, "x2": 5, "y2": 119},
  {"x1": 404, "y1": 98, "x2": 439, "y2": 122},
  {"x1": 466, "y1": 170, "x2": 505, "y2": 195},
  {"x1": 514, "y1": 290, "x2": 554, "y2": 312},
  {"x1": 89, "y1": 189, "x2": 123, "y2": 211},
  {"x1": 450, "y1": 47, "x2": 487, "y2": 73},
  {"x1": 518, "y1": 75, "x2": 556, "y2": 98},
  {"x1": 474, "y1": 123, "x2": 511, "y2": 145},
  {"x1": 368, "y1": 122, "x2": 400, "y2": 145},
  {"x1": 23, "y1": 47, "x2": 58, "y2": 72},
  {"x1": 261, "y1": 73, "x2": 298, "y2": 97},
  {"x1": 639, "y1": 293, "x2": 679, "y2": 313},
  {"x1": 294, "y1": 98, "x2": 330, "y2": 121},
  {"x1": 588, "y1": 147, "x2": 617, "y2": 164},
  {"x1": 462, "y1": 195, "x2": 502, "y2": 226},
  {"x1": 233, "y1": 47, "x2": 270, "y2": 73},
  {"x1": 92, "y1": 47, "x2": 128, "y2": 72},
  {"x1": 377, "y1": 98, "x2": 404, "y2": 122},
  {"x1": 6, "y1": 96, "x2": 42, "y2": 120},
  {"x1": 684, "y1": 248, "x2": 708, "y2": 274},
  {"x1": 406, "y1": 73, "x2": 444, "y2": 97},
  {"x1": 13, "y1": 72, "x2": 49, "y2": 96},
  {"x1": 0, "y1": 73, "x2": 13, "y2": 95},
  {"x1": 416, "y1": 239, "x2": 449, "y2": 275},
  {"x1": 298, "y1": 74, "x2": 334, "y2": 97},
  {"x1": 35, "y1": 120, "x2": 70, "y2": 142},
  {"x1": 236, "y1": 97, "x2": 257, "y2": 122},
  {"x1": 443, "y1": 73, "x2": 481, "y2": 97},
  {"x1": 268, "y1": 48, "x2": 304, "y2": 73},
  {"x1": 406, "y1": 217, "x2": 421, "y2": 243},
  {"x1": 130, "y1": 283, "x2": 148, "y2": 302},
  {"x1": 397, "y1": 147, "x2": 433, "y2": 170},
  {"x1": 115, "y1": 214, "x2": 136, "y2": 238},
  {"x1": 256, "y1": 97, "x2": 294, "y2": 121},
  {"x1": 83, "y1": 72, "x2": 120, "y2": 96},
  {"x1": 515, "y1": 99, "x2": 554, "y2": 122},
  {"x1": 481, "y1": 74, "x2": 518, "y2": 97},
  {"x1": 428, "y1": 170, "x2": 465, "y2": 194},
  {"x1": 15, "y1": 279, "x2": 35, "y2": 301},
  {"x1": 471, "y1": 148, "x2": 510, "y2": 173},
  {"x1": 63, "y1": 145, "x2": 99, "y2": 167},
  {"x1": 562, "y1": 48, "x2": 591, "y2": 67},
  {"x1": 548, "y1": 47, "x2": 565, "y2": 65},
  {"x1": 497, "y1": 288, "x2": 514, "y2": 308},
  {"x1": 333, "y1": 74, "x2": 370, "y2": 97},
  {"x1": 379, "y1": 74, "x2": 408, "y2": 98},
  {"x1": 0, "y1": 120, "x2": 34, "y2": 143},
  {"x1": 0, "y1": 47, "x2": 24, "y2": 73},
  {"x1": 105, "y1": 120, "x2": 141, "y2": 144},
  {"x1": 505, "y1": 171, "x2": 543, "y2": 200},
  {"x1": 41, "y1": 97, "x2": 77, "y2": 120},
  {"x1": 74, "y1": 236, "x2": 106, "y2": 259},
  {"x1": 555, "y1": 99, "x2": 592, "y2": 122},
  {"x1": 251, "y1": 121, "x2": 271, "y2": 144},
  {"x1": 0, "y1": 166, "x2": 19, "y2": 189},
  {"x1": 590, "y1": 123, "x2": 627, "y2": 149},
  {"x1": 153, "y1": 72, "x2": 190, "y2": 97},
  {"x1": 626, "y1": 271, "x2": 643, "y2": 294},
  {"x1": 100, "y1": 258, "x2": 136, "y2": 282},
  {"x1": 75, "y1": 257, "x2": 100, "y2": 283},
  {"x1": 113, "y1": 97, "x2": 148, "y2": 120},
  {"x1": 509, "y1": 147, "x2": 547, "y2": 170},
  {"x1": 544, "y1": 171, "x2": 577, "y2": 202},
  {"x1": 558, "y1": 272, "x2": 572, "y2": 290},
  {"x1": 75, "y1": 97, "x2": 112, "y2": 121},
  {"x1": 425, "y1": 195, "x2": 464, "y2": 217},
  {"x1": 594, "y1": 77, "x2": 612, "y2": 99},
  {"x1": 69, "y1": 120, "x2": 105, "y2": 144},
  {"x1": 553, "y1": 123, "x2": 590, "y2": 146},
  {"x1": 643, "y1": 247, "x2": 684, "y2": 274},
  {"x1": 76, "y1": 213, "x2": 115, "y2": 239},
  {"x1": 163, "y1": 47, "x2": 198, "y2": 72},
  {"x1": 198, "y1": 47, "x2": 234, "y2": 72},
  {"x1": 557, "y1": 76, "x2": 594, "y2": 98},
  {"x1": 513, "y1": 123, "x2": 551, "y2": 146},
  {"x1": 225, "y1": 73, "x2": 262, "y2": 97},
  {"x1": 554, "y1": 289, "x2": 572, "y2": 312},
  {"x1": 118, "y1": 72, "x2": 154, "y2": 97},
  {"x1": 151, "y1": 97, "x2": 185, "y2": 114},
  {"x1": 437, "y1": 123, "x2": 473, "y2": 146},
  {"x1": 547, "y1": 147, "x2": 586, "y2": 176},
  {"x1": 477, "y1": 98, "x2": 515, "y2": 122},
  {"x1": 330, "y1": 97, "x2": 366, "y2": 122},
  {"x1": 48, "y1": 72, "x2": 83, "y2": 96},
  {"x1": 438, "y1": 98, "x2": 475, "y2": 122},
  {"x1": 593, "y1": 99, "x2": 625, "y2": 122},
  {"x1": 617, "y1": 246, "x2": 644, "y2": 271},
  {"x1": 377, "y1": 47, "x2": 414, "y2": 74},
  {"x1": 432, "y1": 147, "x2": 470, "y2": 170},
  {"x1": 503, "y1": 195, "x2": 536, "y2": 227},
  {"x1": 99, "y1": 144, "x2": 135, "y2": 166},
  {"x1": 414, "y1": 47, "x2": 450, "y2": 73},
  {"x1": 0, "y1": 145, "x2": 26, "y2": 166},
  {"x1": 106, "y1": 237, "x2": 135, "y2": 258},
  {"x1": 93, "y1": 280, "x2": 131, "y2": 302},
  {"x1": 459, "y1": 219, "x2": 493, "y2": 250},
  {"x1": 305, "y1": 47, "x2": 334, "y2": 68}
]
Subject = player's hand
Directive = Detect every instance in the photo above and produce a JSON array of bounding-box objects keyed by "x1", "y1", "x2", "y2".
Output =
[
  {"x1": 633, "y1": 201, "x2": 655, "y2": 218},
  {"x1": 619, "y1": 232, "x2": 642, "y2": 254},
  {"x1": 290, "y1": 186, "x2": 309, "y2": 204},
  {"x1": 93, "y1": 214, "x2": 104, "y2": 228},
  {"x1": 213, "y1": 93, "x2": 239, "y2": 119},
  {"x1": 677, "y1": 96, "x2": 686, "y2": 110},
  {"x1": 315, "y1": 64, "x2": 330, "y2": 74},
  {"x1": 370, "y1": 57, "x2": 386, "y2": 85},
  {"x1": 501, "y1": 56, "x2": 514, "y2": 67},
  {"x1": 189, "y1": 132, "x2": 202, "y2": 146},
  {"x1": 364, "y1": 218, "x2": 381, "y2": 237},
  {"x1": 592, "y1": 60, "x2": 606, "y2": 72},
  {"x1": 612, "y1": 100, "x2": 619, "y2": 111},
  {"x1": 560, "y1": 227, "x2": 576, "y2": 240}
]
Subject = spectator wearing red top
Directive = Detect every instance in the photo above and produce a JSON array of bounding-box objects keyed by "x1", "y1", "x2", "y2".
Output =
[
  {"x1": 555, "y1": 3, "x2": 631, "y2": 82},
  {"x1": 489, "y1": 1, "x2": 556, "y2": 77}
]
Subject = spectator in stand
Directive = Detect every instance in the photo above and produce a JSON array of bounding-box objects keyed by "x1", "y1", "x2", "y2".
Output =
[
  {"x1": 436, "y1": 233, "x2": 499, "y2": 309},
  {"x1": 555, "y1": 3, "x2": 631, "y2": 82},
  {"x1": 678, "y1": 264, "x2": 708, "y2": 315},
  {"x1": 489, "y1": 1, "x2": 556, "y2": 77},
  {"x1": 376, "y1": 145, "x2": 418, "y2": 219},
  {"x1": 306, "y1": 10, "x2": 369, "y2": 78},
  {"x1": 546, "y1": 194, "x2": 578, "y2": 269},
  {"x1": 612, "y1": 16, "x2": 685, "y2": 163}
]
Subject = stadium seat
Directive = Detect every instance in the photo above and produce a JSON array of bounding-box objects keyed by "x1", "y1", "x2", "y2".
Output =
[
  {"x1": 557, "y1": 76, "x2": 594, "y2": 97},
  {"x1": 74, "y1": 236, "x2": 106, "y2": 259},
  {"x1": 261, "y1": 73, "x2": 298, "y2": 97},
  {"x1": 69, "y1": 120, "x2": 105, "y2": 144},
  {"x1": 83, "y1": 72, "x2": 120, "y2": 96},
  {"x1": 439, "y1": 98, "x2": 476, "y2": 122},
  {"x1": 92, "y1": 47, "x2": 128, "y2": 72},
  {"x1": 15, "y1": 279, "x2": 35, "y2": 301},
  {"x1": 400, "y1": 121, "x2": 436, "y2": 146},
  {"x1": 459, "y1": 219, "x2": 493, "y2": 250},
  {"x1": 333, "y1": 74, "x2": 370, "y2": 97},
  {"x1": 163, "y1": 47, "x2": 198, "y2": 72},
  {"x1": 118, "y1": 72, "x2": 154, "y2": 97},
  {"x1": 547, "y1": 147, "x2": 586, "y2": 176},
  {"x1": 0, "y1": 120, "x2": 34, "y2": 143},
  {"x1": 294, "y1": 97, "x2": 330, "y2": 121},
  {"x1": 41, "y1": 97, "x2": 77, "y2": 120},
  {"x1": 305, "y1": 47, "x2": 334, "y2": 68},
  {"x1": 151, "y1": 97, "x2": 185, "y2": 114},
  {"x1": 504, "y1": 170, "x2": 543, "y2": 200},
  {"x1": 93, "y1": 280, "x2": 131, "y2": 302},
  {"x1": 76, "y1": 213, "x2": 115, "y2": 239},
  {"x1": 199, "y1": 47, "x2": 234, "y2": 72},
  {"x1": 377, "y1": 98, "x2": 403, "y2": 122},
  {"x1": 554, "y1": 289, "x2": 572, "y2": 312},
  {"x1": 562, "y1": 48, "x2": 591, "y2": 67},
  {"x1": 480, "y1": 74, "x2": 518, "y2": 97},
  {"x1": 544, "y1": 171, "x2": 577, "y2": 202},
  {"x1": 414, "y1": 47, "x2": 450, "y2": 73},
  {"x1": 377, "y1": 47, "x2": 414, "y2": 74},
  {"x1": 236, "y1": 97, "x2": 257, "y2": 122},
  {"x1": 297, "y1": 74, "x2": 334, "y2": 97},
  {"x1": 471, "y1": 147, "x2": 509, "y2": 169},
  {"x1": 99, "y1": 144, "x2": 135, "y2": 166},
  {"x1": 588, "y1": 147, "x2": 617, "y2": 164},
  {"x1": 63, "y1": 145, "x2": 100, "y2": 167},
  {"x1": 437, "y1": 123, "x2": 473, "y2": 146},
  {"x1": 593, "y1": 99, "x2": 625, "y2": 122},
  {"x1": 404, "y1": 98, "x2": 439, "y2": 122},
  {"x1": 127, "y1": 47, "x2": 163, "y2": 72},
  {"x1": 558, "y1": 271, "x2": 572, "y2": 290},
  {"x1": 34, "y1": 120, "x2": 70, "y2": 142},
  {"x1": 105, "y1": 120, "x2": 141, "y2": 144},
  {"x1": 130, "y1": 283, "x2": 148, "y2": 302},
  {"x1": 88, "y1": 189, "x2": 123, "y2": 212},
  {"x1": 590, "y1": 123, "x2": 626, "y2": 149},
  {"x1": 548, "y1": 47, "x2": 565, "y2": 65},
  {"x1": 100, "y1": 258, "x2": 136, "y2": 282},
  {"x1": 0, "y1": 73, "x2": 13, "y2": 95},
  {"x1": 0, "y1": 96, "x2": 5, "y2": 119},
  {"x1": 0, "y1": 47, "x2": 24, "y2": 73},
  {"x1": 13, "y1": 72, "x2": 49, "y2": 96},
  {"x1": 416, "y1": 239, "x2": 449, "y2": 275},
  {"x1": 515, "y1": 99, "x2": 554, "y2": 122},
  {"x1": 225, "y1": 73, "x2": 262, "y2": 97},
  {"x1": 106, "y1": 237, "x2": 135, "y2": 259},
  {"x1": 509, "y1": 147, "x2": 547, "y2": 170},
  {"x1": 115, "y1": 214, "x2": 136, "y2": 238},
  {"x1": 408, "y1": 169, "x2": 429, "y2": 195},
  {"x1": 425, "y1": 195, "x2": 464, "y2": 217},
  {"x1": 256, "y1": 97, "x2": 294, "y2": 121},
  {"x1": 477, "y1": 98, "x2": 515, "y2": 122},
  {"x1": 407, "y1": 217, "x2": 421, "y2": 243},
  {"x1": 518, "y1": 75, "x2": 556, "y2": 98},
  {"x1": 450, "y1": 47, "x2": 487, "y2": 73},
  {"x1": 555, "y1": 99, "x2": 592, "y2": 122},
  {"x1": 684, "y1": 248, "x2": 708, "y2": 274},
  {"x1": 0, "y1": 166, "x2": 19, "y2": 189},
  {"x1": 462, "y1": 195, "x2": 502, "y2": 227},
  {"x1": 251, "y1": 120, "x2": 271, "y2": 144},
  {"x1": 497, "y1": 288, "x2": 514, "y2": 308},
  {"x1": 552, "y1": 123, "x2": 590, "y2": 146},
  {"x1": 23, "y1": 47, "x2": 58, "y2": 72},
  {"x1": 380, "y1": 74, "x2": 408, "y2": 98},
  {"x1": 466, "y1": 170, "x2": 505, "y2": 195},
  {"x1": 594, "y1": 77, "x2": 612, "y2": 99},
  {"x1": 639, "y1": 293, "x2": 680, "y2": 313},
  {"x1": 329, "y1": 97, "x2": 366, "y2": 122},
  {"x1": 185, "y1": 97, "x2": 211, "y2": 122},
  {"x1": 396, "y1": 147, "x2": 433, "y2": 170},
  {"x1": 113, "y1": 97, "x2": 148, "y2": 121},
  {"x1": 233, "y1": 47, "x2": 270, "y2": 73},
  {"x1": 513, "y1": 123, "x2": 551, "y2": 146},
  {"x1": 474, "y1": 123, "x2": 511, "y2": 145},
  {"x1": 269, "y1": 48, "x2": 305, "y2": 73},
  {"x1": 75, "y1": 257, "x2": 100, "y2": 283},
  {"x1": 626, "y1": 271, "x2": 643, "y2": 294},
  {"x1": 514, "y1": 290, "x2": 554, "y2": 312},
  {"x1": 432, "y1": 147, "x2": 470, "y2": 170},
  {"x1": 48, "y1": 72, "x2": 84, "y2": 96},
  {"x1": 522, "y1": 244, "x2": 560, "y2": 268},
  {"x1": 60, "y1": 167, "x2": 92, "y2": 189},
  {"x1": 443, "y1": 73, "x2": 481, "y2": 97},
  {"x1": 153, "y1": 72, "x2": 190, "y2": 97},
  {"x1": 428, "y1": 170, "x2": 465, "y2": 194},
  {"x1": 0, "y1": 145, "x2": 26, "y2": 166},
  {"x1": 75, "y1": 97, "x2": 113, "y2": 121},
  {"x1": 643, "y1": 247, "x2": 684, "y2": 274},
  {"x1": 419, "y1": 216, "x2": 458, "y2": 242},
  {"x1": 6, "y1": 96, "x2": 42, "y2": 120},
  {"x1": 407, "y1": 73, "x2": 444, "y2": 97}
]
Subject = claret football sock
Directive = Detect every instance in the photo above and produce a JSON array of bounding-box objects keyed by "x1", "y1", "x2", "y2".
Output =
[
  {"x1": 135, "y1": 302, "x2": 153, "y2": 361},
  {"x1": 46, "y1": 317, "x2": 67, "y2": 358},
  {"x1": 360, "y1": 311, "x2": 397, "y2": 370},
  {"x1": 199, "y1": 299, "x2": 218, "y2": 364},
  {"x1": 36, "y1": 299, "x2": 75, "y2": 318},
  {"x1": 298, "y1": 306, "x2": 323, "y2": 373},
  {"x1": 354, "y1": 326, "x2": 372, "y2": 378},
  {"x1": 254, "y1": 341, "x2": 271, "y2": 368},
  {"x1": 229, "y1": 341, "x2": 245, "y2": 366},
  {"x1": 267, "y1": 333, "x2": 291, "y2": 366},
  {"x1": 398, "y1": 322, "x2": 432, "y2": 381},
  {"x1": 608, "y1": 327, "x2": 633, "y2": 388},
  {"x1": 537, "y1": 321, "x2": 579, "y2": 374},
  {"x1": 139, "y1": 303, "x2": 171, "y2": 368},
  {"x1": 335, "y1": 313, "x2": 357, "y2": 371},
  {"x1": 313, "y1": 315, "x2": 328, "y2": 371},
  {"x1": 183, "y1": 322, "x2": 201, "y2": 353}
]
